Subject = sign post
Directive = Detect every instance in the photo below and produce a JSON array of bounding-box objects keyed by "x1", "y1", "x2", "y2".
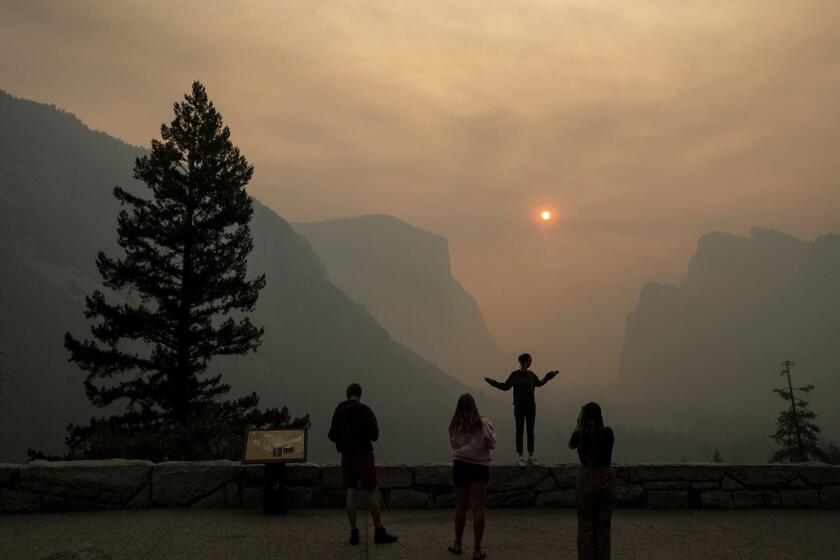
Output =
[{"x1": 243, "y1": 428, "x2": 308, "y2": 514}]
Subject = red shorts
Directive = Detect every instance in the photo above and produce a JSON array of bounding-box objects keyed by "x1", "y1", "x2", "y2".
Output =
[{"x1": 341, "y1": 452, "x2": 377, "y2": 490}]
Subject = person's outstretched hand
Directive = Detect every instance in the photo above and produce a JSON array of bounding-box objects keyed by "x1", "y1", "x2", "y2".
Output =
[
  {"x1": 484, "y1": 376, "x2": 494, "y2": 385},
  {"x1": 545, "y1": 370, "x2": 559, "y2": 380}
]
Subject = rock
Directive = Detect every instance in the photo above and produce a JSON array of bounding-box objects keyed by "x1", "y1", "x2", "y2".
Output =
[
  {"x1": 321, "y1": 464, "x2": 343, "y2": 488},
  {"x1": 701, "y1": 490, "x2": 733, "y2": 509},
  {"x1": 535, "y1": 489, "x2": 576, "y2": 507},
  {"x1": 726, "y1": 465, "x2": 798, "y2": 488},
  {"x1": 1, "y1": 488, "x2": 41, "y2": 512},
  {"x1": 318, "y1": 464, "x2": 410, "y2": 489},
  {"x1": 487, "y1": 490, "x2": 535, "y2": 507},
  {"x1": 614, "y1": 480, "x2": 645, "y2": 507},
  {"x1": 192, "y1": 482, "x2": 240, "y2": 508},
  {"x1": 389, "y1": 489, "x2": 432, "y2": 508},
  {"x1": 535, "y1": 474, "x2": 556, "y2": 492},
  {"x1": 488, "y1": 465, "x2": 550, "y2": 492},
  {"x1": 41, "y1": 546, "x2": 113, "y2": 559},
  {"x1": 239, "y1": 465, "x2": 265, "y2": 488},
  {"x1": 414, "y1": 464, "x2": 452, "y2": 487},
  {"x1": 780, "y1": 489, "x2": 819, "y2": 508},
  {"x1": 377, "y1": 465, "x2": 413, "y2": 488},
  {"x1": 647, "y1": 490, "x2": 689, "y2": 509},
  {"x1": 0, "y1": 464, "x2": 21, "y2": 486},
  {"x1": 551, "y1": 466, "x2": 579, "y2": 489},
  {"x1": 819, "y1": 485, "x2": 840, "y2": 508},
  {"x1": 721, "y1": 476, "x2": 743, "y2": 490},
  {"x1": 19, "y1": 460, "x2": 152, "y2": 507},
  {"x1": 241, "y1": 487, "x2": 263, "y2": 508},
  {"x1": 7, "y1": 462, "x2": 833, "y2": 512},
  {"x1": 799, "y1": 466, "x2": 840, "y2": 486},
  {"x1": 126, "y1": 485, "x2": 151, "y2": 509},
  {"x1": 613, "y1": 465, "x2": 635, "y2": 481},
  {"x1": 627, "y1": 465, "x2": 723, "y2": 483},
  {"x1": 151, "y1": 461, "x2": 241, "y2": 507},
  {"x1": 318, "y1": 488, "x2": 348, "y2": 508},
  {"x1": 644, "y1": 481, "x2": 690, "y2": 490},
  {"x1": 286, "y1": 463, "x2": 321, "y2": 486},
  {"x1": 732, "y1": 490, "x2": 781, "y2": 508}
]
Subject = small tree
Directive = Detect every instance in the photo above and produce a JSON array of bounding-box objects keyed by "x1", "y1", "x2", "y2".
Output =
[
  {"x1": 770, "y1": 360, "x2": 824, "y2": 463},
  {"x1": 712, "y1": 449, "x2": 723, "y2": 463},
  {"x1": 61, "y1": 82, "x2": 306, "y2": 460}
]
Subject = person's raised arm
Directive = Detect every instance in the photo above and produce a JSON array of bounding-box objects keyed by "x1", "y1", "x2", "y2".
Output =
[
  {"x1": 568, "y1": 410, "x2": 582, "y2": 449},
  {"x1": 534, "y1": 370, "x2": 558, "y2": 387},
  {"x1": 484, "y1": 373, "x2": 513, "y2": 391},
  {"x1": 568, "y1": 430, "x2": 580, "y2": 450}
]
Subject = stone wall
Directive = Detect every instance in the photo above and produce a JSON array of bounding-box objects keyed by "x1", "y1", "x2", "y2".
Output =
[{"x1": 2, "y1": 461, "x2": 839, "y2": 513}]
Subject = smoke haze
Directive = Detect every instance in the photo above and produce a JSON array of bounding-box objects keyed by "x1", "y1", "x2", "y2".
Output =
[{"x1": 3, "y1": 0, "x2": 840, "y2": 384}]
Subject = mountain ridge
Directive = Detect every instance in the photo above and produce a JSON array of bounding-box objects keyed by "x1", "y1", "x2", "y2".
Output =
[
  {"x1": 293, "y1": 214, "x2": 506, "y2": 385},
  {"x1": 0, "y1": 89, "x2": 469, "y2": 463},
  {"x1": 619, "y1": 227, "x2": 840, "y2": 441}
]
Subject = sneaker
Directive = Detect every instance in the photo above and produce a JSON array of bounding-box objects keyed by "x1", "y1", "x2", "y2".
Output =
[
  {"x1": 374, "y1": 526, "x2": 399, "y2": 544},
  {"x1": 350, "y1": 527, "x2": 360, "y2": 546},
  {"x1": 517, "y1": 456, "x2": 526, "y2": 467},
  {"x1": 528, "y1": 456, "x2": 539, "y2": 466}
]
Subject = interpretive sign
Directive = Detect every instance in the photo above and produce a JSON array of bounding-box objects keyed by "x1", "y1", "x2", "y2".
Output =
[{"x1": 243, "y1": 428, "x2": 308, "y2": 464}]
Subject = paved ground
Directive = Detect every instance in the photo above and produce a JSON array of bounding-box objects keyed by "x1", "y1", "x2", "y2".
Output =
[{"x1": 1, "y1": 508, "x2": 839, "y2": 560}]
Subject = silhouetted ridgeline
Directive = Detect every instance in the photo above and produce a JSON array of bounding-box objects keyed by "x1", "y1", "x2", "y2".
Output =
[
  {"x1": 3, "y1": 89, "x2": 838, "y2": 466},
  {"x1": 619, "y1": 227, "x2": 840, "y2": 443},
  {"x1": 2, "y1": 460, "x2": 840, "y2": 512},
  {"x1": 0, "y1": 89, "x2": 467, "y2": 463},
  {"x1": 294, "y1": 215, "x2": 505, "y2": 387}
]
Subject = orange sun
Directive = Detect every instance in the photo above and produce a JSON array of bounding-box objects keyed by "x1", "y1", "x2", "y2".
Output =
[{"x1": 540, "y1": 210, "x2": 552, "y2": 222}]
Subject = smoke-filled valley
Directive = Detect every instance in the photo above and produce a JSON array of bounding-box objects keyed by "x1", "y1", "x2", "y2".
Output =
[{"x1": 1, "y1": 90, "x2": 839, "y2": 466}]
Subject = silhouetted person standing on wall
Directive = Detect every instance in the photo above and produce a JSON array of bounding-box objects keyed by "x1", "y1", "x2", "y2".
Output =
[
  {"x1": 328, "y1": 383, "x2": 398, "y2": 546},
  {"x1": 569, "y1": 402, "x2": 615, "y2": 560},
  {"x1": 484, "y1": 353, "x2": 557, "y2": 466}
]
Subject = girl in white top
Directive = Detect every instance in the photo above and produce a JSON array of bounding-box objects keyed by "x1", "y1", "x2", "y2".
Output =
[{"x1": 448, "y1": 393, "x2": 496, "y2": 560}]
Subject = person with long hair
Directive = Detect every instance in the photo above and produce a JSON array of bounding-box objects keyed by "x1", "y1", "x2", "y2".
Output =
[
  {"x1": 448, "y1": 393, "x2": 496, "y2": 560},
  {"x1": 569, "y1": 402, "x2": 616, "y2": 560}
]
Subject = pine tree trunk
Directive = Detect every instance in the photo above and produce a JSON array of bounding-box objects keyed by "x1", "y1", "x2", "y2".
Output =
[
  {"x1": 175, "y1": 201, "x2": 195, "y2": 423},
  {"x1": 784, "y1": 362, "x2": 805, "y2": 462}
]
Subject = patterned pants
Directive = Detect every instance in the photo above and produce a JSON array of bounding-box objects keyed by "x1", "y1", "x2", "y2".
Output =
[{"x1": 576, "y1": 466, "x2": 617, "y2": 560}]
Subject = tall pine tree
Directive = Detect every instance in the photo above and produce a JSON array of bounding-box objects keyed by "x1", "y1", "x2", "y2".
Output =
[
  {"x1": 63, "y1": 82, "x2": 305, "y2": 460},
  {"x1": 770, "y1": 360, "x2": 824, "y2": 463}
]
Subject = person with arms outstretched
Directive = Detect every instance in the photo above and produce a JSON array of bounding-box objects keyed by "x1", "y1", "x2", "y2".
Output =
[
  {"x1": 328, "y1": 383, "x2": 398, "y2": 546},
  {"x1": 484, "y1": 353, "x2": 557, "y2": 466}
]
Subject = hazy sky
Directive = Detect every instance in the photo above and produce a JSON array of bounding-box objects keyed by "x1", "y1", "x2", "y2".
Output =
[{"x1": 3, "y1": 1, "x2": 840, "y2": 383}]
